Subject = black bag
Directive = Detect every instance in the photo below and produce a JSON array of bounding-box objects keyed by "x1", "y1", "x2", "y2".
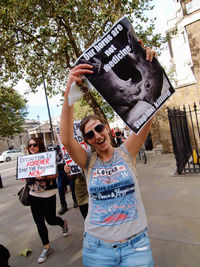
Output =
[{"x1": 17, "y1": 182, "x2": 30, "y2": 206}]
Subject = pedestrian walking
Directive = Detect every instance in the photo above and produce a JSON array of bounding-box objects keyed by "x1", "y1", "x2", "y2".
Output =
[
  {"x1": 0, "y1": 244, "x2": 11, "y2": 267},
  {"x1": 26, "y1": 138, "x2": 68, "y2": 264},
  {"x1": 115, "y1": 128, "x2": 122, "y2": 146},
  {"x1": 56, "y1": 145, "x2": 78, "y2": 215}
]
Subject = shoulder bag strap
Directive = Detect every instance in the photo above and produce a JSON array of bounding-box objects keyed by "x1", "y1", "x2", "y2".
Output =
[
  {"x1": 116, "y1": 147, "x2": 138, "y2": 178},
  {"x1": 86, "y1": 152, "x2": 97, "y2": 184}
]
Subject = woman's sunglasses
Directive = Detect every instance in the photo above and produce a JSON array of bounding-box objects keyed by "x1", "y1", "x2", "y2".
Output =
[
  {"x1": 28, "y1": 143, "x2": 38, "y2": 148},
  {"x1": 84, "y1": 124, "x2": 106, "y2": 140}
]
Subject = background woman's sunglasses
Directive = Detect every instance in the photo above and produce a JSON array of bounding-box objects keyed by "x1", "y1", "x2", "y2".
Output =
[
  {"x1": 28, "y1": 143, "x2": 38, "y2": 148},
  {"x1": 85, "y1": 124, "x2": 105, "y2": 140}
]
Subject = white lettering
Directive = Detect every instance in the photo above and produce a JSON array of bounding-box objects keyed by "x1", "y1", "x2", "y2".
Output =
[
  {"x1": 104, "y1": 44, "x2": 117, "y2": 57},
  {"x1": 103, "y1": 45, "x2": 131, "y2": 72}
]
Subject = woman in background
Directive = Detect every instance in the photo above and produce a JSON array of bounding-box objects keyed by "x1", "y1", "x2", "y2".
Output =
[{"x1": 27, "y1": 137, "x2": 68, "y2": 264}]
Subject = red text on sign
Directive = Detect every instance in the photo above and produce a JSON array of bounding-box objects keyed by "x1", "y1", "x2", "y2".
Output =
[
  {"x1": 26, "y1": 159, "x2": 50, "y2": 167},
  {"x1": 28, "y1": 170, "x2": 44, "y2": 176}
]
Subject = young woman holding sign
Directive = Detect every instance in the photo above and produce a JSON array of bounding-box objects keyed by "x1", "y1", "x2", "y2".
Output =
[
  {"x1": 60, "y1": 46, "x2": 156, "y2": 267},
  {"x1": 26, "y1": 137, "x2": 68, "y2": 264}
]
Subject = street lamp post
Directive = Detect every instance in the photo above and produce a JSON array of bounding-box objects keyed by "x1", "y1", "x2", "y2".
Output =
[
  {"x1": 37, "y1": 115, "x2": 42, "y2": 134},
  {"x1": 38, "y1": 55, "x2": 55, "y2": 144}
]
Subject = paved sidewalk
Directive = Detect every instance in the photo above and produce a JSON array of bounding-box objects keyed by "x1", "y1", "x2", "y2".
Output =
[{"x1": 1, "y1": 152, "x2": 200, "y2": 267}]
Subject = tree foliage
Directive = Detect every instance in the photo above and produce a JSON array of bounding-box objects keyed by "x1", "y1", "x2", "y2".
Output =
[
  {"x1": 0, "y1": 0, "x2": 165, "y2": 92},
  {"x1": 74, "y1": 89, "x2": 116, "y2": 121},
  {"x1": 0, "y1": 85, "x2": 28, "y2": 138},
  {"x1": 74, "y1": 100, "x2": 93, "y2": 121},
  {"x1": 0, "y1": 0, "x2": 166, "y2": 121}
]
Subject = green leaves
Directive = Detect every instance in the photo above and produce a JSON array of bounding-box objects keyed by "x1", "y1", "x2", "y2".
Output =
[
  {"x1": 0, "y1": 0, "x2": 165, "y2": 95},
  {"x1": 0, "y1": 0, "x2": 166, "y2": 123},
  {"x1": 0, "y1": 85, "x2": 28, "y2": 138}
]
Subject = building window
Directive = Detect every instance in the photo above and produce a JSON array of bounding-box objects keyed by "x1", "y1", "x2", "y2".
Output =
[{"x1": 186, "y1": 0, "x2": 200, "y2": 14}]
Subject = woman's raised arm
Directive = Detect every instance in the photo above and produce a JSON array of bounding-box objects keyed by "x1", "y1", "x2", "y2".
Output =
[
  {"x1": 60, "y1": 64, "x2": 93, "y2": 171},
  {"x1": 124, "y1": 44, "x2": 157, "y2": 164},
  {"x1": 124, "y1": 118, "x2": 153, "y2": 165}
]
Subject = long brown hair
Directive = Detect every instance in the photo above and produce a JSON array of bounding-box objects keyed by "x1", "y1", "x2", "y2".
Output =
[{"x1": 27, "y1": 137, "x2": 46, "y2": 154}]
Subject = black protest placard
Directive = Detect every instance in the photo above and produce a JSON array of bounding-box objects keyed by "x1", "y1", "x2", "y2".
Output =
[
  {"x1": 56, "y1": 121, "x2": 90, "y2": 175},
  {"x1": 17, "y1": 151, "x2": 56, "y2": 179},
  {"x1": 76, "y1": 16, "x2": 175, "y2": 134}
]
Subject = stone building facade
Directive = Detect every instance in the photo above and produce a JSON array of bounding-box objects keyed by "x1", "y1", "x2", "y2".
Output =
[
  {"x1": 27, "y1": 121, "x2": 58, "y2": 148},
  {"x1": 150, "y1": 0, "x2": 200, "y2": 153},
  {"x1": 0, "y1": 119, "x2": 58, "y2": 154},
  {"x1": 0, "y1": 119, "x2": 39, "y2": 153}
]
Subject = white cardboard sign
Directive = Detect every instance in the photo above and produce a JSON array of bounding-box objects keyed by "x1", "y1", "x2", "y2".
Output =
[
  {"x1": 17, "y1": 151, "x2": 56, "y2": 179},
  {"x1": 56, "y1": 121, "x2": 90, "y2": 174}
]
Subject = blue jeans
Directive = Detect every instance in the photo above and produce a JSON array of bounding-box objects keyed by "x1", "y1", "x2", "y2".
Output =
[
  {"x1": 82, "y1": 230, "x2": 153, "y2": 267},
  {"x1": 57, "y1": 167, "x2": 77, "y2": 207}
]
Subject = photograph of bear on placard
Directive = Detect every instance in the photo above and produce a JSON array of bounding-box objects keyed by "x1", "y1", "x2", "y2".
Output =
[{"x1": 76, "y1": 17, "x2": 174, "y2": 134}]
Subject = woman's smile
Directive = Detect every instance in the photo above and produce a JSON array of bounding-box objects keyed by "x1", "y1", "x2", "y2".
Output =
[{"x1": 84, "y1": 120, "x2": 110, "y2": 149}]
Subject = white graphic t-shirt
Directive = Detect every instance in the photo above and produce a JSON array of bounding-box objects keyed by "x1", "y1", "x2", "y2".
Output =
[{"x1": 84, "y1": 144, "x2": 147, "y2": 241}]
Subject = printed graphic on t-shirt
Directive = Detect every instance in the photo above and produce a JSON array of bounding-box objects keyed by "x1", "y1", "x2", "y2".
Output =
[{"x1": 89, "y1": 158, "x2": 137, "y2": 226}]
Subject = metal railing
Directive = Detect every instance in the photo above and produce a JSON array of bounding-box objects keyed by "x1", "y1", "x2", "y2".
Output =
[{"x1": 168, "y1": 103, "x2": 200, "y2": 174}]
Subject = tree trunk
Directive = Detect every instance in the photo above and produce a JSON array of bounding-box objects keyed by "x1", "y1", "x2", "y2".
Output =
[
  {"x1": 79, "y1": 83, "x2": 117, "y2": 147},
  {"x1": 79, "y1": 83, "x2": 108, "y2": 124}
]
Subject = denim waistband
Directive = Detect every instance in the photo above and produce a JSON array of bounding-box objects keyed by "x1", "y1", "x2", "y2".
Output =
[{"x1": 84, "y1": 229, "x2": 147, "y2": 249}]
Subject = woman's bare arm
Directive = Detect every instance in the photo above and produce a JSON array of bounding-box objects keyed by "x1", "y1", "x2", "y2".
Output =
[
  {"x1": 60, "y1": 64, "x2": 93, "y2": 171},
  {"x1": 124, "y1": 44, "x2": 157, "y2": 164},
  {"x1": 124, "y1": 118, "x2": 153, "y2": 165}
]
